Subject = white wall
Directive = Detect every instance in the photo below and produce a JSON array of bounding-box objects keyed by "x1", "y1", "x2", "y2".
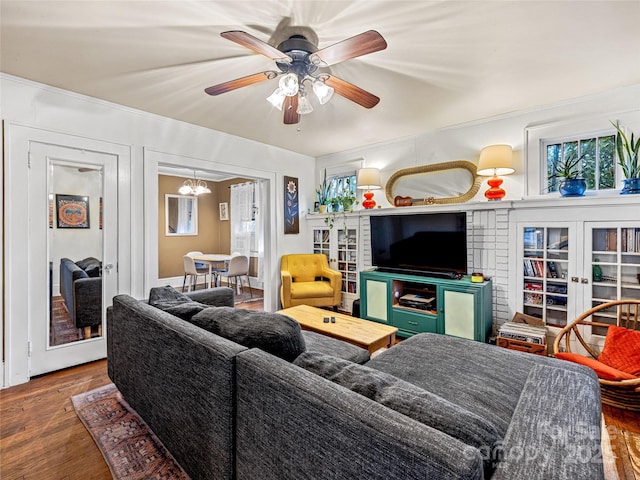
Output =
[{"x1": 2, "y1": 73, "x2": 312, "y2": 301}]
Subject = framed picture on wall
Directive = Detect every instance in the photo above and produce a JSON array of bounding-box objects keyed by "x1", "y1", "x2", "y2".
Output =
[
  {"x1": 284, "y1": 176, "x2": 299, "y2": 234},
  {"x1": 219, "y1": 202, "x2": 229, "y2": 221},
  {"x1": 56, "y1": 194, "x2": 90, "y2": 229}
]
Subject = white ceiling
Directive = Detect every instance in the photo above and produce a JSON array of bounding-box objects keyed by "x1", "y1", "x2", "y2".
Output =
[{"x1": 2, "y1": 1, "x2": 639, "y2": 157}]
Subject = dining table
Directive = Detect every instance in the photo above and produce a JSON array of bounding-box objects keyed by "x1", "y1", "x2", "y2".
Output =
[{"x1": 190, "y1": 253, "x2": 232, "y2": 288}]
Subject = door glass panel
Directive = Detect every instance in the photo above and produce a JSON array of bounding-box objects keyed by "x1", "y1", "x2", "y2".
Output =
[{"x1": 49, "y1": 162, "x2": 104, "y2": 346}]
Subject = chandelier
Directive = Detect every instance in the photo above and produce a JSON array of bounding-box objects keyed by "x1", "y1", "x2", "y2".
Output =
[{"x1": 179, "y1": 172, "x2": 211, "y2": 195}]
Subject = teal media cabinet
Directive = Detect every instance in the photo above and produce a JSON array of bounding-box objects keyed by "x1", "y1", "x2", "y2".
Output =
[{"x1": 359, "y1": 270, "x2": 493, "y2": 341}]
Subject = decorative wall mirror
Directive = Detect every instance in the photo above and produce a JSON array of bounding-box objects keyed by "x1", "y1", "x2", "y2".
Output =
[
  {"x1": 165, "y1": 194, "x2": 198, "y2": 235},
  {"x1": 385, "y1": 160, "x2": 482, "y2": 206}
]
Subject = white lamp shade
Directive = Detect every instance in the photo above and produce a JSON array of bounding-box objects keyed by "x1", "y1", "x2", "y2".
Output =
[
  {"x1": 296, "y1": 93, "x2": 314, "y2": 114},
  {"x1": 476, "y1": 144, "x2": 515, "y2": 176},
  {"x1": 357, "y1": 168, "x2": 382, "y2": 190},
  {"x1": 266, "y1": 88, "x2": 286, "y2": 110},
  {"x1": 279, "y1": 73, "x2": 299, "y2": 97},
  {"x1": 313, "y1": 80, "x2": 334, "y2": 105}
]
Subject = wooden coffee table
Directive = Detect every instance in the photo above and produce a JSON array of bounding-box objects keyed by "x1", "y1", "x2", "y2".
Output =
[{"x1": 277, "y1": 304, "x2": 398, "y2": 354}]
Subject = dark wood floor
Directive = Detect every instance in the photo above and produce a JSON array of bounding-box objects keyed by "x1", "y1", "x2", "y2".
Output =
[{"x1": 2, "y1": 295, "x2": 638, "y2": 479}]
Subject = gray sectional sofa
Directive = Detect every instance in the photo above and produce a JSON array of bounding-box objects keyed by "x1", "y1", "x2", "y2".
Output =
[
  {"x1": 60, "y1": 257, "x2": 102, "y2": 336},
  {"x1": 107, "y1": 287, "x2": 604, "y2": 480}
]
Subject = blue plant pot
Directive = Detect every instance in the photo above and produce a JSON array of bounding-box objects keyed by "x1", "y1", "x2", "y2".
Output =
[
  {"x1": 620, "y1": 178, "x2": 640, "y2": 195},
  {"x1": 559, "y1": 178, "x2": 587, "y2": 197}
]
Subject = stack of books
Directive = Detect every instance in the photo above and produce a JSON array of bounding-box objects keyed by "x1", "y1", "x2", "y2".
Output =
[{"x1": 498, "y1": 321, "x2": 547, "y2": 345}]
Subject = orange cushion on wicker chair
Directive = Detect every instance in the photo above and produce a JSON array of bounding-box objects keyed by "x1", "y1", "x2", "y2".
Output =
[
  {"x1": 598, "y1": 325, "x2": 640, "y2": 376},
  {"x1": 555, "y1": 351, "x2": 638, "y2": 381}
]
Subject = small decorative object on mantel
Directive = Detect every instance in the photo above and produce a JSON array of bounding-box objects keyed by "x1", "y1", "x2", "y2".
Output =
[{"x1": 611, "y1": 121, "x2": 640, "y2": 195}]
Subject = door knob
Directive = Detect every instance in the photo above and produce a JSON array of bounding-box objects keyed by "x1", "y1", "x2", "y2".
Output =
[{"x1": 104, "y1": 263, "x2": 114, "y2": 274}]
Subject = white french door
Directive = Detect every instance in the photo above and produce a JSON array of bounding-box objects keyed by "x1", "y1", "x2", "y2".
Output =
[{"x1": 27, "y1": 142, "x2": 119, "y2": 376}]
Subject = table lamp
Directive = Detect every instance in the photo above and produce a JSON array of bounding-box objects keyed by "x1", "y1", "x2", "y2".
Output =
[
  {"x1": 356, "y1": 168, "x2": 382, "y2": 209},
  {"x1": 476, "y1": 145, "x2": 514, "y2": 201}
]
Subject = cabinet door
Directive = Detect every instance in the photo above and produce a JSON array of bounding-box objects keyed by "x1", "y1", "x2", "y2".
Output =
[
  {"x1": 517, "y1": 224, "x2": 579, "y2": 329},
  {"x1": 442, "y1": 289, "x2": 475, "y2": 340},
  {"x1": 363, "y1": 278, "x2": 389, "y2": 323},
  {"x1": 583, "y1": 223, "x2": 640, "y2": 347},
  {"x1": 336, "y1": 225, "x2": 358, "y2": 295}
]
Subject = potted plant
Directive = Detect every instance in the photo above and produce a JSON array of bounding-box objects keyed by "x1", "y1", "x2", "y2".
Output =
[
  {"x1": 315, "y1": 169, "x2": 330, "y2": 213},
  {"x1": 611, "y1": 121, "x2": 640, "y2": 195},
  {"x1": 550, "y1": 152, "x2": 587, "y2": 197}
]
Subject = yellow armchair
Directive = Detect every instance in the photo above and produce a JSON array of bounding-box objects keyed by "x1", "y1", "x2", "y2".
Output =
[{"x1": 280, "y1": 254, "x2": 342, "y2": 309}]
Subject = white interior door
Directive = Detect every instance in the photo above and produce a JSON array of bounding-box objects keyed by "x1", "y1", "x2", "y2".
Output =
[{"x1": 28, "y1": 142, "x2": 118, "y2": 376}]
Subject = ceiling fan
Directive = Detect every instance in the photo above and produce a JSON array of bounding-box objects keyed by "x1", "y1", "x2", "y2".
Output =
[{"x1": 204, "y1": 29, "x2": 387, "y2": 125}]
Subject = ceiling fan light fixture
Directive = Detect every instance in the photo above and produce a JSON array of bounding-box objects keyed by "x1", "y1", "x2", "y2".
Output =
[
  {"x1": 267, "y1": 87, "x2": 286, "y2": 110},
  {"x1": 279, "y1": 73, "x2": 299, "y2": 96},
  {"x1": 313, "y1": 80, "x2": 334, "y2": 105},
  {"x1": 296, "y1": 92, "x2": 314, "y2": 115}
]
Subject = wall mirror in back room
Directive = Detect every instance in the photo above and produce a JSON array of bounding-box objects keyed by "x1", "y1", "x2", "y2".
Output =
[{"x1": 165, "y1": 194, "x2": 198, "y2": 236}]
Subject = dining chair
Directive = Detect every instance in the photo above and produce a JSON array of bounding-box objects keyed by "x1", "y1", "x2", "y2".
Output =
[
  {"x1": 186, "y1": 251, "x2": 207, "y2": 269},
  {"x1": 218, "y1": 255, "x2": 252, "y2": 298},
  {"x1": 183, "y1": 255, "x2": 210, "y2": 292}
]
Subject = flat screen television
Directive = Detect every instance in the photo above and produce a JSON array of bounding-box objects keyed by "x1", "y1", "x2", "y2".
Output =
[{"x1": 370, "y1": 212, "x2": 467, "y2": 278}]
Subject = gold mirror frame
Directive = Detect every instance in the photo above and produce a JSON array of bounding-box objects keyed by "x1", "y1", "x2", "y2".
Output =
[{"x1": 385, "y1": 160, "x2": 481, "y2": 206}]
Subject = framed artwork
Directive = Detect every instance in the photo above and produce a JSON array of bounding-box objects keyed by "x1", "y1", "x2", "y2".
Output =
[
  {"x1": 56, "y1": 194, "x2": 90, "y2": 229},
  {"x1": 284, "y1": 176, "x2": 299, "y2": 234},
  {"x1": 219, "y1": 202, "x2": 229, "y2": 221}
]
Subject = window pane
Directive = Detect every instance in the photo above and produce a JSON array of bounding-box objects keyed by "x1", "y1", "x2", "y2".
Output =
[
  {"x1": 581, "y1": 138, "x2": 596, "y2": 189},
  {"x1": 547, "y1": 144, "x2": 561, "y2": 192},
  {"x1": 598, "y1": 135, "x2": 615, "y2": 189}
]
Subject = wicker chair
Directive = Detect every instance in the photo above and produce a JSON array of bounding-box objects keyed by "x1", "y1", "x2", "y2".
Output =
[{"x1": 552, "y1": 299, "x2": 640, "y2": 411}]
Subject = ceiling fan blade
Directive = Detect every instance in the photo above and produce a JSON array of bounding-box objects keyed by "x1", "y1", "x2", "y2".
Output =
[
  {"x1": 325, "y1": 76, "x2": 380, "y2": 109},
  {"x1": 205, "y1": 71, "x2": 277, "y2": 96},
  {"x1": 310, "y1": 30, "x2": 387, "y2": 67},
  {"x1": 221, "y1": 31, "x2": 292, "y2": 63},
  {"x1": 283, "y1": 95, "x2": 300, "y2": 125}
]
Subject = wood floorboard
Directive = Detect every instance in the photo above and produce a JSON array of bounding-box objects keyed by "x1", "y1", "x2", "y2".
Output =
[{"x1": 2, "y1": 294, "x2": 638, "y2": 479}]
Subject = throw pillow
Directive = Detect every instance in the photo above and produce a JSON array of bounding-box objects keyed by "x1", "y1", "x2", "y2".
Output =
[
  {"x1": 190, "y1": 307, "x2": 306, "y2": 362},
  {"x1": 293, "y1": 351, "x2": 501, "y2": 471},
  {"x1": 598, "y1": 325, "x2": 640, "y2": 377},
  {"x1": 75, "y1": 256, "x2": 100, "y2": 271},
  {"x1": 555, "y1": 352, "x2": 637, "y2": 381},
  {"x1": 148, "y1": 285, "x2": 191, "y2": 307}
]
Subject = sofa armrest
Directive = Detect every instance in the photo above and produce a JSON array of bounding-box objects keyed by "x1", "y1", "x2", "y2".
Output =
[
  {"x1": 492, "y1": 364, "x2": 603, "y2": 480},
  {"x1": 321, "y1": 267, "x2": 342, "y2": 305},
  {"x1": 235, "y1": 348, "x2": 484, "y2": 480},
  {"x1": 73, "y1": 276, "x2": 102, "y2": 327},
  {"x1": 186, "y1": 286, "x2": 234, "y2": 307}
]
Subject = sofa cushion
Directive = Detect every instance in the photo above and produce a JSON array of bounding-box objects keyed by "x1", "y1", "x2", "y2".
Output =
[
  {"x1": 294, "y1": 351, "x2": 501, "y2": 473},
  {"x1": 190, "y1": 307, "x2": 306, "y2": 362},
  {"x1": 301, "y1": 330, "x2": 370, "y2": 364},
  {"x1": 162, "y1": 301, "x2": 210, "y2": 320},
  {"x1": 598, "y1": 325, "x2": 640, "y2": 376},
  {"x1": 555, "y1": 351, "x2": 637, "y2": 381}
]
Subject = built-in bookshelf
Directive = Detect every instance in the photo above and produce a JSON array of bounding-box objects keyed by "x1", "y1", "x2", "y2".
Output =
[
  {"x1": 590, "y1": 226, "x2": 640, "y2": 335},
  {"x1": 521, "y1": 226, "x2": 570, "y2": 328}
]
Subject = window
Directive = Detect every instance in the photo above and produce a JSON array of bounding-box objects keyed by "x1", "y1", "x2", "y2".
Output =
[
  {"x1": 327, "y1": 174, "x2": 357, "y2": 200},
  {"x1": 544, "y1": 133, "x2": 616, "y2": 193}
]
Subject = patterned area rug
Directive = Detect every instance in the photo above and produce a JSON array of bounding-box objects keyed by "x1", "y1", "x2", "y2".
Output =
[{"x1": 72, "y1": 384, "x2": 190, "y2": 480}]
